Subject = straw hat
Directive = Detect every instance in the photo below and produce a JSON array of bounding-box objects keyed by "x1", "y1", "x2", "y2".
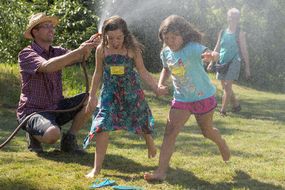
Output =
[{"x1": 24, "y1": 12, "x2": 59, "y2": 39}]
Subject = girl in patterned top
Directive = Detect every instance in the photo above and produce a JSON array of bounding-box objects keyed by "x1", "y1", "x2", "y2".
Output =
[
  {"x1": 144, "y1": 15, "x2": 231, "y2": 181},
  {"x1": 84, "y1": 15, "x2": 167, "y2": 178}
]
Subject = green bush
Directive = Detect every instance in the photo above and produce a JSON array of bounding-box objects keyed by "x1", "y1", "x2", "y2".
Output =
[{"x1": 0, "y1": 0, "x2": 284, "y2": 92}]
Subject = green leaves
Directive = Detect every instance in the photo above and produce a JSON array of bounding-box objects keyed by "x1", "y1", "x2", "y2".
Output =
[
  {"x1": 0, "y1": 0, "x2": 100, "y2": 64},
  {"x1": 0, "y1": 0, "x2": 284, "y2": 92}
]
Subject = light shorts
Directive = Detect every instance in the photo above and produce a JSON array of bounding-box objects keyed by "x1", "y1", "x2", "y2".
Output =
[
  {"x1": 217, "y1": 59, "x2": 241, "y2": 81},
  {"x1": 171, "y1": 96, "x2": 217, "y2": 115}
]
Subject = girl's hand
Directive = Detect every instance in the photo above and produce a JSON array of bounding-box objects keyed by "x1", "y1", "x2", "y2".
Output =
[
  {"x1": 207, "y1": 61, "x2": 215, "y2": 72},
  {"x1": 156, "y1": 85, "x2": 169, "y2": 96},
  {"x1": 202, "y1": 51, "x2": 219, "y2": 62},
  {"x1": 85, "y1": 96, "x2": 98, "y2": 114},
  {"x1": 201, "y1": 51, "x2": 212, "y2": 62}
]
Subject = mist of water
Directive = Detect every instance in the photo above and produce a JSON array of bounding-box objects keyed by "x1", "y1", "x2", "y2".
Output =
[
  {"x1": 95, "y1": 0, "x2": 285, "y2": 91},
  {"x1": 97, "y1": 0, "x2": 115, "y2": 33},
  {"x1": 97, "y1": 0, "x2": 180, "y2": 33}
]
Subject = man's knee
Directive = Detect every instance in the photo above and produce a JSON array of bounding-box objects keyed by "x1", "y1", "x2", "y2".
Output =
[{"x1": 43, "y1": 126, "x2": 61, "y2": 144}]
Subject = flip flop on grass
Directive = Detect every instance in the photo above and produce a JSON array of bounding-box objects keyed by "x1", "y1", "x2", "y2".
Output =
[
  {"x1": 90, "y1": 178, "x2": 116, "y2": 189},
  {"x1": 112, "y1": 185, "x2": 144, "y2": 190}
]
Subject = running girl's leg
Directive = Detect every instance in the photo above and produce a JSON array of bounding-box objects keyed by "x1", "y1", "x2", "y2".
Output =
[
  {"x1": 195, "y1": 110, "x2": 230, "y2": 161},
  {"x1": 144, "y1": 108, "x2": 191, "y2": 181}
]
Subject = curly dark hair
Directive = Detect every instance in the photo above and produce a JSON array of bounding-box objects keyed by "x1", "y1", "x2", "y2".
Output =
[
  {"x1": 101, "y1": 15, "x2": 144, "y2": 51},
  {"x1": 158, "y1": 15, "x2": 202, "y2": 47}
]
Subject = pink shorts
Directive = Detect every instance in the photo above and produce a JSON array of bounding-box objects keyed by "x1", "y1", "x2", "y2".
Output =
[{"x1": 171, "y1": 96, "x2": 217, "y2": 115}]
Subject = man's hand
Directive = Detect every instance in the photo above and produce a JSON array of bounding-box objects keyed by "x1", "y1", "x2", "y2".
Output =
[
  {"x1": 86, "y1": 33, "x2": 101, "y2": 46},
  {"x1": 79, "y1": 33, "x2": 101, "y2": 58}
]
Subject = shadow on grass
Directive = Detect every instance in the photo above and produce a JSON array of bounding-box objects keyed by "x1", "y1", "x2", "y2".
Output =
[
  {"x1": 0, "y1": 178, "x2": 57, "y2": 190},
  {"x1": 215, "y1": 90, "x2": 285, "y2": 123},
  {"x1": 35, "y1": 149, "x2": 94, "y2": 167},
  {"x1": 104, "y1": 154, "x2": 154, "y2": 173},
  {"x1": 156, "y1": 168, "x2": 284, "y2": 190},
  {"x1": 232, "y1": 99, "x2": 285, "y2": 122},
  {"x1": 37, "y1": 151, "x2": 154, "y2": 174},
  {"x1": 92, "y1": 118, "x2": 262, "y2": 162},
  {"x1": 174, "y1": 134, "x2": 261, "y2": 159}
]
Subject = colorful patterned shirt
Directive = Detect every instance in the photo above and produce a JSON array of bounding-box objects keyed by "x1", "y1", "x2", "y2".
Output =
[{"x1": 17, "y1": 42, "x2": 68, "y2": 119}]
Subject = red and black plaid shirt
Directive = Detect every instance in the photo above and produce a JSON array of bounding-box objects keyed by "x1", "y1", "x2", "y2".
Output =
[{"x1": 17, "y1": 42, "x2": 68, "y2": 119}]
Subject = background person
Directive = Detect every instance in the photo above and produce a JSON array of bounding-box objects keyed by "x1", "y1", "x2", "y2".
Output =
[{"x1": 208, "y1": 8, "x2": 250, "y2": 116}]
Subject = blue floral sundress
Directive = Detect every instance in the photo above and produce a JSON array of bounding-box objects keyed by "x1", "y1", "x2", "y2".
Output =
[{"x1": 83, "y1": 53, "x2": 154, "y2": 148}]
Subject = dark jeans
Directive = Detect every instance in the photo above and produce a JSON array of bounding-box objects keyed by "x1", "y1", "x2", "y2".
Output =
[{"x1": 20, "y1": 93, "x2": 86, "y2": 136}]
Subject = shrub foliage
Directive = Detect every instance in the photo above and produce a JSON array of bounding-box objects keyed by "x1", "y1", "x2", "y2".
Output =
[{"x1": 0, "y1": 0, "x2": 284, "y2": 92}]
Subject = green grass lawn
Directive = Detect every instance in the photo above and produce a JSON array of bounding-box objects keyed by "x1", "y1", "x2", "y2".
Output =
[{"x1": 0, "y1": 63, "x2": 284, "y2": 190}]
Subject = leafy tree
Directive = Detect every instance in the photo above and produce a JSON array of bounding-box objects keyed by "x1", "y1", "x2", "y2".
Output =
[
  {"x1": 0, "y1": 0, "x2": 101, "y2": 64},
  {"x1": 0, "y1": 0, "x2": 284, "y2": 92},
  {"x1": 0, "y1": 1, "x2": 31, "y2": 63}
]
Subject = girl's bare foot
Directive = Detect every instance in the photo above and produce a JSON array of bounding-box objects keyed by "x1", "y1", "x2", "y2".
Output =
[
  {"x1": 144, "y1": 170, "x2": 166, "y2": 181},
  {"x1": 85, "y1": 168, "x2": 100, "y2": 178},
  {"x1": 219, "y1": 139, "x2": 231, "y2": 161}
]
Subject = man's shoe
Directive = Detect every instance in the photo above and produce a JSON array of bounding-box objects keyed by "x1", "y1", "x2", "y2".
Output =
[
  {"x1": 26, "y1": 132, "x2": 43, "y2": 153},
  {"x1": 60, "y1": 132, "x2": 86, "y2": 154}
]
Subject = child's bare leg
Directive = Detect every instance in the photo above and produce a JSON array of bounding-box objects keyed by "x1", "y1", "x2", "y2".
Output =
[
  {"x1": 144, "y1": 109, "x2": 190, "y2": 181},
  {"x1": 143, "y1": 134, "x2": 157, "y2": 158},
  {"x1": 195, "y1": 110, "x2": 230, "y2": 161},
  {"x1": 85, "y1": 132, "x2": 109, "y2": 178}
]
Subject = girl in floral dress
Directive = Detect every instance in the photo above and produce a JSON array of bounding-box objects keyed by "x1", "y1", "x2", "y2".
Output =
[{"x1": 84, "y1": 15, "x2": 167, "y2": 178}]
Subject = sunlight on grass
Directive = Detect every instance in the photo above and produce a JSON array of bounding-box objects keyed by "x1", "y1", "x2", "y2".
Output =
[{"x1": 0, "y1": 64, "x2": 284, "y2": 190}]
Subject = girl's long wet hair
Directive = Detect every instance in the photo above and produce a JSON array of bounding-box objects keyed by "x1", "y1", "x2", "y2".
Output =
[
  {"x1": 158, "y1": 15, "x2": 202, "y2": 47},
  {"x1": 101, "y1": 15, "x2": 144, "y2": 52}
]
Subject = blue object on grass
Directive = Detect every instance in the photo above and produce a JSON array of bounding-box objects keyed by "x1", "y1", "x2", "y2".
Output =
[
  {"x1": 90, "y1": 178, "x2": 116, "y2": 189},
  {"x1": 112, "y1": 185, "x2": 144, "y2": 190}
]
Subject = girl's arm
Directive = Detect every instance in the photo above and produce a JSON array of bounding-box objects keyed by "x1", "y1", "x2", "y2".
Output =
[
  {"x1": 204, "y1": 30, "x2": 222, "y2": 70},
  {"x1": 133, "y1": 49, "x2": 167, "y2": 96},
  {"x1": 158, "y1": 67, "x2": 170, "y2": 87},
  {"x1": 239, "y1": 31, "x2": 250, "y2": 78},
  {"x1": 85, "y1": 45, "x2": 104, "y2": 113}
]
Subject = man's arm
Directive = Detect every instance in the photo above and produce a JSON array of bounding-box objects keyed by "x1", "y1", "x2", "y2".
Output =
[
  {"x1": 38, "y1": 47, "x2": 85, "y2": 72},
  {"x1": 38, "y1": 33, "x2": 101, "y2": 73}
]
